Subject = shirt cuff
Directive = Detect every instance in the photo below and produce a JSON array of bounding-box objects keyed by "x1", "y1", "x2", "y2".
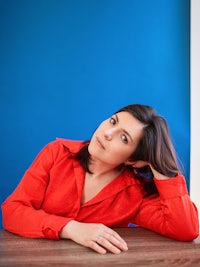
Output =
[
  {"x1": 154, "y1": 174, "x2": 189, "y2": 199},
  {"x1": 42, "y1": 215, "x2": 74, "y2": 240}
]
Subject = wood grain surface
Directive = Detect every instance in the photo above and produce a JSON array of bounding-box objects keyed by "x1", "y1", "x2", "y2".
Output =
[{"x1": 0, "y1": 228, "x2": 199, "y2": 267}]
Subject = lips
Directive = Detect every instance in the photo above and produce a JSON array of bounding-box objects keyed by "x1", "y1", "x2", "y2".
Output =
[{"x1": 96, "y1": 137, "x2": 105, "y2": 149}]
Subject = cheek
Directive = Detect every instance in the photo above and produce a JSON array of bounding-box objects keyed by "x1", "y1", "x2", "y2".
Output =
[{"x1": 109, "y1": 144, "x2": 134, "y2": 160}]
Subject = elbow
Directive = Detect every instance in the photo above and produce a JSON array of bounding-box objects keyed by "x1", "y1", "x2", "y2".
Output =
[
  {"x1": 1, "y1": 200, "x2": 17, "y2": 232},
  {"x1": 175, "y1": 232, "x2": 199, "y2": 242},
  {"x1": 178, "y1": 226, "x2": 199, "y2": 242},
  {"x1": 170, "y1": 204, "x2": 199, "y2": 241},
  {"x1": 180, "y1": 212, "x2": 199, "y2": 241},
  {"x1": 1, "y1": 201, "x2": 10, "y2": 230},
  {"x1": 169, "y1": 221, "x2": 199, "y2": 242}
]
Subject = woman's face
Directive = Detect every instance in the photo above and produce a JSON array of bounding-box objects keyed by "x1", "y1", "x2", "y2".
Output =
[{"x1": 88, "y1": 111, "x2": 144, "y2": 167}]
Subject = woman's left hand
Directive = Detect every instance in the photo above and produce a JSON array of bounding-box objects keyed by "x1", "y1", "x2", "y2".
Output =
[
  {"x1": 131, "y1": 160, "x2": 149, "y2": 169},
  {"x1": 131, "y1": 161, "x2": 170, "y2": 180}
]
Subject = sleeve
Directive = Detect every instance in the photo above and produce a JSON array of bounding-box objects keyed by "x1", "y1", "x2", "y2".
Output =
[
  {"x1": 1, "y1": 141, "x2": 73, "y2": 240},
  {"x1": 133, "y1": 174, "x2": 199, "y2": 241}
]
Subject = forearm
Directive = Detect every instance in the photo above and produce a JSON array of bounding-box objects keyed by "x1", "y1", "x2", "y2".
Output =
[
  {"x1": 150, "y1": 165, "x2": 176, "y2": 180},
  {"x1": 152, "y1": 169, "x2": 171, "y2": 180},
  {"x1": 134, "y1": 174, "x2": 199, "y2": 241},
  {"x1": 2, "y1": 201, "x2": 72, "y2": 240},
  {"x1": 59, "y1": 220, "x2": 77, "y2": 239}
]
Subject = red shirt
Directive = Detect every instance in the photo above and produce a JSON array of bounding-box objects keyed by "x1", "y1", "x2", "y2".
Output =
[{"x1": 2, "y1": 139, "x2": 199, "y2": 241}]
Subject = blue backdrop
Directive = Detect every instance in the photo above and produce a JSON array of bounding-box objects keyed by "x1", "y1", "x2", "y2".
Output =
[{"x1": 0, "y1": 0, "x2": 190, "y2": 229}]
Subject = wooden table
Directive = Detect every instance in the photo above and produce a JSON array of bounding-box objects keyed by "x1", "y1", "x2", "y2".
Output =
[{"x1": 0, "y1": 228, "x2": 200, "y2": 267}]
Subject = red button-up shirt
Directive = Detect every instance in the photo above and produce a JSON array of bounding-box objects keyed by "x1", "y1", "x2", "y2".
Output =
[{"x1": 2, "y1": 139, "x2": 199, "y2": 241}]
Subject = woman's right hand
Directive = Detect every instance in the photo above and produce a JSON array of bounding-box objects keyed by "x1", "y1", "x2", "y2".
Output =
[{"x1": 59, "y1": 220, "x2": 128, "y2": 254}]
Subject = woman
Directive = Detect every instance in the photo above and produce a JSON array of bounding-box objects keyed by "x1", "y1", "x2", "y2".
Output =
[{"x1": 2, "y1": 104, "x2": 199, "y2": 254}]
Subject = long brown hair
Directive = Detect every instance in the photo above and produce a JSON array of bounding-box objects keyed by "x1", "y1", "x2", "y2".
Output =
[
  {"x1": 116, "y1": 104, "x2": 180, "y2": 177},
  {"x1": 73, "y1": 104, "x2": 181, "y2": 196}
]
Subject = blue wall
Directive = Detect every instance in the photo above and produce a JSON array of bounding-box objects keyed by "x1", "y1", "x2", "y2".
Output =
[{"x1": 0, "y1": 0, "x2": 190, "y2": 229}]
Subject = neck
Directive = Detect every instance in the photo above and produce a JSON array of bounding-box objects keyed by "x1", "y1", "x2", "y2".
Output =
[{"x1": 89, "y1": 160, "x2": 124, "y2": 178}]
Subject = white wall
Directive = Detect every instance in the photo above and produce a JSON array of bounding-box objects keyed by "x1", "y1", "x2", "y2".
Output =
[{"x1": 190, "y1": 0, "x2": 200, "y2": 223}]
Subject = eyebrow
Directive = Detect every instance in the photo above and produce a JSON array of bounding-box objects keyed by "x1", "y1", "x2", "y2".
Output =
[{"x1": 115, "y1": 114, "x2": 133, "y2": 143}]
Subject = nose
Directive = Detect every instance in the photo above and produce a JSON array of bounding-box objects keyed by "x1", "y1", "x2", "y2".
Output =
[{"x1": 104, "y1": 128, "x2": 114, "y2": 141}]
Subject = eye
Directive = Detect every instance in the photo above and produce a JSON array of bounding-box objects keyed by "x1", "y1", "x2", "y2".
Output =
[
  {"x1": 121, "y1": 134, "x2": 128, "y2": 144},
  {"x1": 109, "y1": 117, "x2": 116, "y2": 125}
]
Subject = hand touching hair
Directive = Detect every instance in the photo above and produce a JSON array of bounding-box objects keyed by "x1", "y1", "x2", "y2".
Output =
[{"x1": 116, "y1": 104, "x2": 180, "y2": 177}]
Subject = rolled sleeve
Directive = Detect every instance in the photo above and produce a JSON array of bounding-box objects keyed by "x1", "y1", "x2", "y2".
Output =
[{"x1": 154, "y1": 174, "x2": 188, "y2": 199}]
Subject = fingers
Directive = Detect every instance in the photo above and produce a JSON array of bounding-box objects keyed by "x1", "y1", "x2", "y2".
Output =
[
  {"x1": 89, "y1": 241, "x2": 107, "y2": 254},
  {"x1": 96, "y1": 234, "x2": 127, "y2": 254},
  {"x1": 105, "y1": 230, "x2": 128, "y2": 249},
  {"x1": 88, "y1": 228, "x2": 128, "y2": 254},
  {"x1": 108, "y1": 229, "x2": 128, "y2": 249},
  {"x1": 131, "y1": 160, "x2": 149, "y2": 168},
  {"x1": 64, "y1": 221, "x2": 128, "y2": 255}
]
